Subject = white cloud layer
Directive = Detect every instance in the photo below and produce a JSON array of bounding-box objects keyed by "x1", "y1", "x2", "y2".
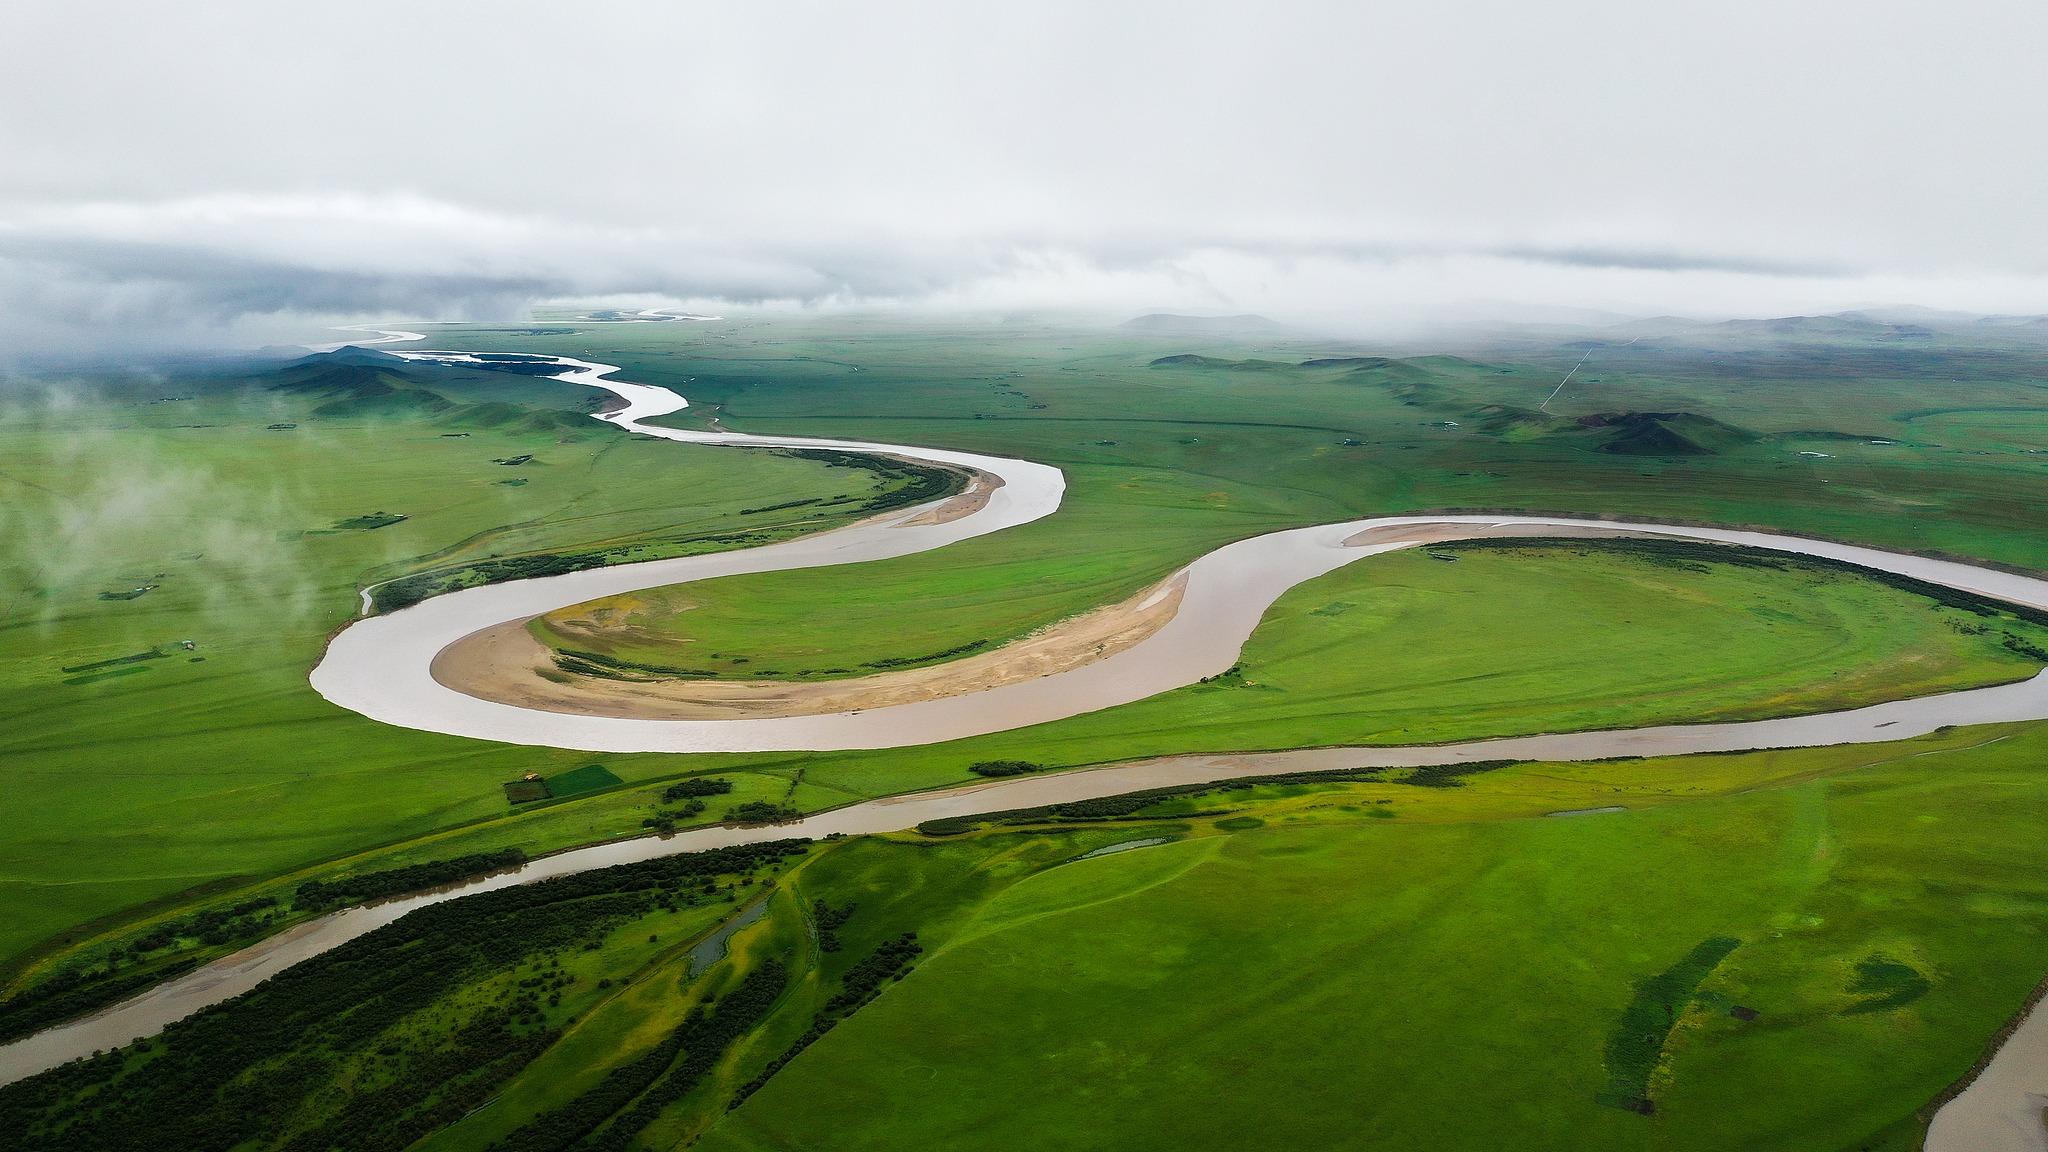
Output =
[{"x1": 2, "y1": 0, "x2": 2045, "y2": 359}]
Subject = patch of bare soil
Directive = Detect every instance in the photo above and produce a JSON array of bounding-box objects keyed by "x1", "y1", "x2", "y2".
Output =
[{"x1": 432, "y1": 570, "x2": 1186, "y2": 720}]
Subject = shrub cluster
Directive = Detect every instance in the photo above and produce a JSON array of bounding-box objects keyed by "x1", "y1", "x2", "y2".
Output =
[
  {"x1": 967, "y1": 759, "x2": 1041, "y2": 777},
  {"x1": 642, "y1": 799, "x2": 706, "y2": 833},
  {"x1": 727, "y1": 801, "x2": 802, "y2": 826},
  {"x1": 662, "y1": 777, "x2": 735, "y2": 802},
  {"x1": 811, "y1": 899, "x2": 856, "y2": 952}
]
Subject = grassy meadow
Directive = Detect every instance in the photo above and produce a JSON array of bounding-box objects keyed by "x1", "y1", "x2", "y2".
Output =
[
  {"x1": 0, "y1": 354, "x2": 933, "y2": 967},
  {"x1": 704, "y1": 725, "x2": 2048, "y2": 1152},
  {"x1": 10, "y1": 728, "x2": 2047, "y2": 1151},
  {"x1": 6, "y1": 314, "x2": 2048, "y2": 1150},
  {"x1": 440, "y1": 314, "x2": 2048, "y2": 678}
]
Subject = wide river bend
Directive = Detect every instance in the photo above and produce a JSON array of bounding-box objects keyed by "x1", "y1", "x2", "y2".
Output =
[{"x1": 9, "y1": 336, "x2": 2047, "y2": 1147}]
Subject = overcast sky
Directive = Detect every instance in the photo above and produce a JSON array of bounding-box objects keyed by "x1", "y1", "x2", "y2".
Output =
[{"x1": 3, "y1": 0, "x2": 2045, "y2": 358}]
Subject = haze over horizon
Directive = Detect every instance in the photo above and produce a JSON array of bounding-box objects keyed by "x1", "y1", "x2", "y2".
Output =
[{"x1": 3, "y1": 0, "x2": 2045, "y2": 360}]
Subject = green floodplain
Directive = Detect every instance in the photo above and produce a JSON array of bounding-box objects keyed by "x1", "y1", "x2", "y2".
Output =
[{"x1": 5, "y1": 312, "x2": 2048, "y2": 1148}]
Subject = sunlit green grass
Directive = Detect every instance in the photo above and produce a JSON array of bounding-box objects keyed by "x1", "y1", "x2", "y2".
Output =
[
  {"x1": 13, "y1": 312, "x2": 2048, "y2": 994},
  {"x1": 700, "y1": 725, "x2": 2048, "y2": 1152},
  {"x1": 475, "y1": 314, "x2": 2048, "y2": 678},
  {"x1": 0, "y1": 378, "x2": 901, "y2": 968}
]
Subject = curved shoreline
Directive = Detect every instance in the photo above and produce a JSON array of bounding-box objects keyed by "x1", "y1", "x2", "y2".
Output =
[
  {"x1": 310, "y1": 350, "x2": 2048, "y2": 755},
  {"x1": 5, "y1": 332, "x2": 2044, "y2": 1138},
  {"x1": 434, "y1": 569, "x2": 1188, "y2": 721}
]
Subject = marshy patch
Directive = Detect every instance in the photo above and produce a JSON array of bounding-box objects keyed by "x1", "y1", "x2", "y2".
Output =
[{"x1": 688, "y1": 893, "x2": 771, "y2": 976}]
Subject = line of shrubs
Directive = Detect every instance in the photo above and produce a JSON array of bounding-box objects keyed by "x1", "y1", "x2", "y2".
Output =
[
  {"x1": 294, "y1": 848, "x2": 528, "y2": 910},
  {"x1": 915, "y1": 762, "x2": 1518, "y2": 835},
  {"x1": 728, "y1": 933, "x2": 922, "y2": 1110}
]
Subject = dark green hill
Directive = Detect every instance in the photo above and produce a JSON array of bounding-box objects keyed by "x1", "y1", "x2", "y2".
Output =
[
  {"x1": 1580, "y1": 411, "x2": 1757, "y2": 456},
  {"x1": 1147, "y1": 354, "x2": 1291, "y2": 370},
  {"x1": 1464, "y1": 405, "x2": 1757, "y2": 456},
  {"x1": 268, "y1": 361, "x2": 457, "y2": 419},
  {"x1": 265, "y1": 350, "x2": 598, "y2": 432}
]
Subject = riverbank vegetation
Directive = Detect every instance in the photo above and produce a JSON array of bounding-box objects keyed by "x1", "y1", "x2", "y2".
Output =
[{"x1": 7, "y1": 727, "x2": 2048, "y2": 1150}]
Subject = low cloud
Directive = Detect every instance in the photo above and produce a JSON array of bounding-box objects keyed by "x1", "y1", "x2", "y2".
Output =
[
  {"x1": 3, "y1": 1, "x2": 2045, "y2": 360},
  {"x1": 0, "y1": 391, "x2": 323, "y2": 641},
  {"x1": 3, "y1": 193, "x2": 2048, "y2": 365}
]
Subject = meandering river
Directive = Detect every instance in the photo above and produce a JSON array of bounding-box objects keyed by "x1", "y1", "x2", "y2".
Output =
[{"x1": 6, "y1": 332, "x2": 2044, "y2": 1146}]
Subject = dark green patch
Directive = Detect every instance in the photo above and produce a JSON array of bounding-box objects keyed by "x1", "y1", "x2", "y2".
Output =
[
  {"x1": 1598, "y1": 935, "x2": 1741, "y2": 1114},
  {"x1": 1214, "y1": 816, "x2": 1265, "y2": 831},
  {"x1": 60, "y1": 649, "x2": 170, "y2": 674},
  {"x1": 503, "y1": 778, "x2": 551, "y2": 805},
  {"x1": 1398, "y1": 760, "x2": 1512, "y2": 788},
  {"x1": 1844, "y1": 954, "x2": 1931, "y2": 1014},
  {"x1": 294, "y1": 849, "x2": 526, "y2": 910},
  {"x1": 727, "y1": 801, "x2": 802, "y2": 826},
  {"x1": 968, "y1": 760, "x2": 1042, "y2": 778},
  {"x1": 860, "y1": 638, "x2": 989, "y2": 671},
  {"x1": 661, "y1": 777, "x2": 735, "y2": 802},
  {"x1": 546, "y1": 764, "x2": 624, "y2": 799},
  {"x1": 331, "y1": 511, "x2": 407, "y2": 531},
  {"x1": 96, "y1": 585, "x2": 156, "y2": 601},
  {"x1": 61, "y1": 665, "x2": 155, "y2": 687}
]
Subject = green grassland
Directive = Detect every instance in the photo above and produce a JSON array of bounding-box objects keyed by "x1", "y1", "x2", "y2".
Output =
[
  {"x1": 8, "y1": 313, "x2": 2048, "y2": 1083},
  {"x1": 10, "y1": 728, "x2": 2047, "y2": 1151},
  {"x1": 704, "y1": 727, "x2": 2048, "y2": 1152},
  {"x1": 15, "y1": 513, "x2": 2042, "y2": 1032},
  {"x1": 0, "y1": 353, "x2": 940, "y2": 968},
  {"x1": 537, "y1": 537, "x2": 2048, "y2": 754},
  {"x1": 450, "y1": 314, "x2": 2048, "y2": 680}
]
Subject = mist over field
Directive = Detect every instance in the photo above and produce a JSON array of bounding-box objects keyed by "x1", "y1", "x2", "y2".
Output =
[{"x1": 3, "y1": 0, "x2": 2046, "y2": 361}]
